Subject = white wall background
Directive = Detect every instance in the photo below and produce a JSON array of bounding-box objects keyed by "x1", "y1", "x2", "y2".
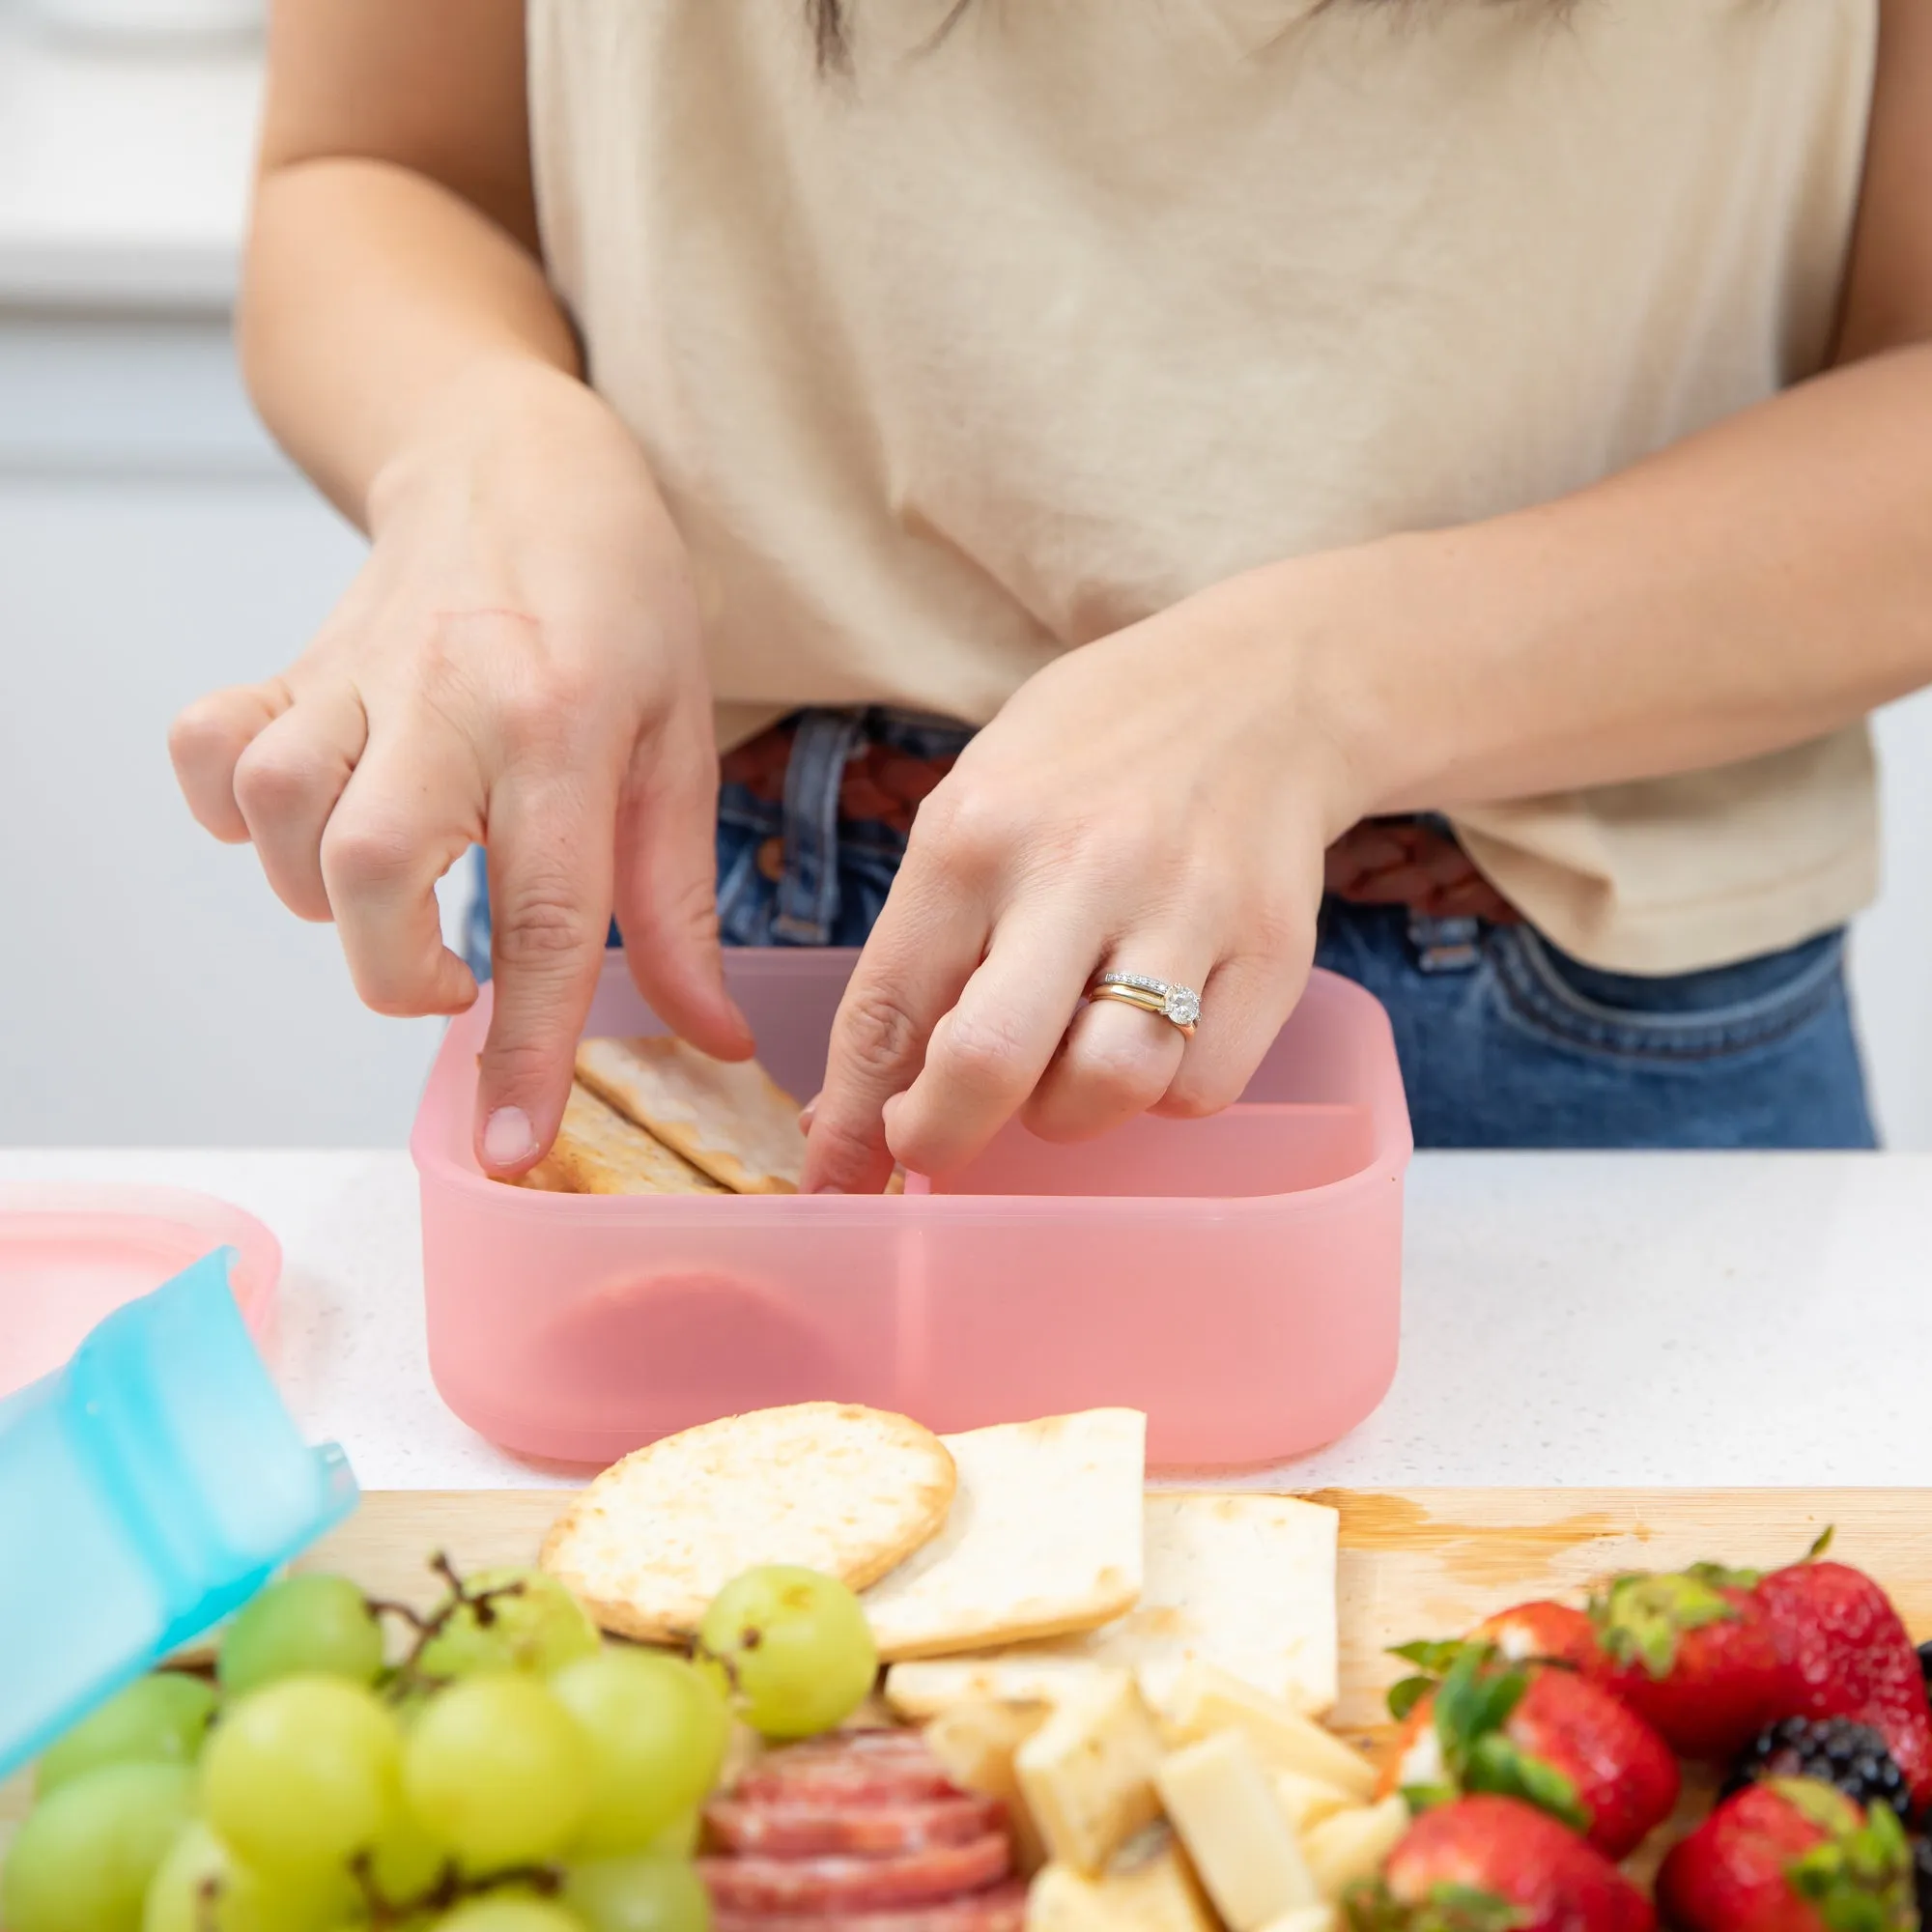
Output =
[
  {"x1": 0, "y1": 318, "x2": 453, "y2": 1145},
  {"x1": 1, "y1": 315, "x2": 1929, "y2": 1150}
]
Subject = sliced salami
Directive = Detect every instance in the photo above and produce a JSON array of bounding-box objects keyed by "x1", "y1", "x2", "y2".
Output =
[
  {"x1": 759, "y1": 1728, "x2": 931, "y2": 1761},
  {"x1": 751, "y1": 1730, "x2": 938, "y2": 1770},
  {"x1": 733, "y1": 1741, "x2": 958, "y2": 1808},
  {"x1": 706, "y1": 1793, "x2": 1006, "y2": 1859},
  {"x1": 709, "y1": 1878, "x2": 1030, "y2": 1932},
  {"x1": 699, "y1": 1833, "x2": 1012, "y2": 1914}
]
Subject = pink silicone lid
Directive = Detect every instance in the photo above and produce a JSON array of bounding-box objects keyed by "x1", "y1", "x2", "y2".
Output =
[{"x1": 0, "y1": 1182, "x2": 281, "y2": 1399}]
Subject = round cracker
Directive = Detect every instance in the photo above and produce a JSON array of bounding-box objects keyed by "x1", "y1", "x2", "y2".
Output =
[{"x1": 541, "y1": 1402, "x2": 957, "y2": 1641}]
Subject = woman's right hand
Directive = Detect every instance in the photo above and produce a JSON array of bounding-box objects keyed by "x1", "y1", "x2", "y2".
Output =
[{"x1": 169, "y1": 361, "x2": 752, "y2": 1177}]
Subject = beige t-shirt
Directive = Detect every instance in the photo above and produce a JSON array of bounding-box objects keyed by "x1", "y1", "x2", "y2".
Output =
[{"x1": 528, "y1": 0, "x2": 1880, "y2": 975}]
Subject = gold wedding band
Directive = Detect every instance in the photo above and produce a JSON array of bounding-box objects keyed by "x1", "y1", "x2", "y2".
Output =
[
  {"x1": 1090, "y1": 984, "x2": 1192, "y2": 1035},
  {"x1": 1086, "y1": 972, "x2": 1202, "y2": 1038}
]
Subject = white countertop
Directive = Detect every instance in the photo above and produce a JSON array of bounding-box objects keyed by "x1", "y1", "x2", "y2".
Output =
[
  {"x1": 0, "y1": 14, "x2": 258, "y2": 308},
  {"x1": 2, "y1": 1147, "x2": 1925, "y2": 1492}
]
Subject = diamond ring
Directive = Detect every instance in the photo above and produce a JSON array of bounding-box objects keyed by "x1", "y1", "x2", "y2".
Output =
[{"x1": 1087, "y1": 971, "x2": 1202, "y2": 1038}]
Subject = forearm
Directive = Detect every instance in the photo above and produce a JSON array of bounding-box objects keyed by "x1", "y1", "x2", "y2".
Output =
[
  {"x1": 239, "y1": 157, "x2": 583, "y2": 529},
  {"x1": 1290, "y1": 341, "x2": 1932, "y2": 821}
]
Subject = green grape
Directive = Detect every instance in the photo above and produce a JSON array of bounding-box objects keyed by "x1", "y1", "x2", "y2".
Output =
[
  {"x1": 697, "y1": 1566, "x2": 877, "y2": 1741},
  {"x1": 201, "y1": 1676, "x2": 402, "y2": 1877},
  {"x1": 219, "y1": 1576, "x2": 384, "y2": 1696},
  {"x1": 402, "y1": 1674, "x2": 590, "y2": 1872},
  {"x1": 1, "y1": 1762, "x2": 195, "y2": 1932},
  {"x1": 141, "y1": 1823, "x2": 354, "y2": 1932},
  {"x1": 646, "y1": 1814, "x2": 700, "y2": 1859},
  {"x1": 435, "y1": 1902, "x2": 582, "y2": 1932},
  {"x1": 37, "y1": 1674, "x2": 216, "y2": 1795},
  {"x1": 565, "y1": 1854, "x2": 711, "y2": 1932},
  {"x1": 365, "y1": 1811, "x2": 450, "y2": 1910},
  {"x1": 416, "y1": 1568, "x2": 600, "y2": 1681},
  {"x1": 550, "y1": 1653, "x2": 728, "y2": 1855},
  {"x1": 142, "y1": 1826, "x2": 264, "y2": 1932}
]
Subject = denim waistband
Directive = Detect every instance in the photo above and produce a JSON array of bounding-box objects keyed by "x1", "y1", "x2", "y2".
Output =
[{"x1": 720, "y1": 707, "x2": 975, "y2": 947}]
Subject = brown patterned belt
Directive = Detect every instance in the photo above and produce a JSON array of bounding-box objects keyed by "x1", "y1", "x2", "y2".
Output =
[
  {"x1": 1323, "y1": 816, "x2": 1520, "y2": 925},
  {"x1": 721, "y1": 722, "x2": 1518, "y2": 924},
  {"x1": 723, "y1": 722, "x2": 951, "y2": 838}
]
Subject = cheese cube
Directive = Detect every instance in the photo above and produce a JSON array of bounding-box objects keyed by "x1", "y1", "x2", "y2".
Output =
[
  {"x1": 1165, "y1": 1662, "x2": 1377, "y2": 1800},
  {"x1": 1260, "y1": 1909, "x2": 1340, "y2": 1932},
  {"x1": 1301, "y1": 1796, "x2": 1410, "y2": 1901},
  {"x1": 923, "y1": 1696, "x2": 1053, "y2": 1874},
  {"x1": 1156, "y1": 1729, "x2": 1319, "y2": 1931},
  {"x1": 1028, "y1": 1844, "x2": 1217, "y2": 1931},
  {"x1": 887, "y1": 1658, "x2": 1115, "y2": 1719},
  {"x1": 1017, "y1": 1670, "x2": 1164, "y2": 1877},
  {"x1": 1273, "y1": 1771, "x2": 1358, "y2": 1833}
]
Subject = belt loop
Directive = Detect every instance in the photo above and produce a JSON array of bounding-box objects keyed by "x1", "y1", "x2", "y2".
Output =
[
  {"x1": 1407, "y1": 912, "x2": 1483, "y2": 975},
  {"x1": 771, "y1": 709, "x2": 865, "y2": 945}
]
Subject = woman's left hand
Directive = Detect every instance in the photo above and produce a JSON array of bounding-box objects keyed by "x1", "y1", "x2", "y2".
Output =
[{"x1": 802, "y1": 564, "x2": 1375, "y2": 1192}]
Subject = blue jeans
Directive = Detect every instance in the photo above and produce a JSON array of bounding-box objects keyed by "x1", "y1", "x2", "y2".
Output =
[{"x1": 464, "y1": 707, "x2": 1877, "y2": 1151}]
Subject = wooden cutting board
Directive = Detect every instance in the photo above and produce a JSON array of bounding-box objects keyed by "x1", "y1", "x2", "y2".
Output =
[
  {"x1": 305, "y1": 1489, "x2": 1932, "y2": 1736},
  {"x1": 7, "y1": 1490, "x2": 1926, "y2": 1833}
]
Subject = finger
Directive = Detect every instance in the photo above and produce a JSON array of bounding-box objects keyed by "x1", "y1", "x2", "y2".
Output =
[
  {"x1": 321, "y1": 727, "x2": 479, "y2": 1023},
  {"x1": 472, "y1": 764, "x2": 622, "y2": 1176},
  {"x1": 612, "y1": 724, "x2": 753, "y2": 1063},
  {"x1": 1153, "y1": 947, "x2": 1311, "y2": 1120},
  {"x1": 1022, "y1": 946, "x2": 1216, "y2": 1145},
  {"x1": 881, "y1": 907, "x2": 1103, "y2": 1177},
  {"x1": 168, "y1": 680, "x2": 294, "y2": 842},
  {"x1": 231, "y1": 689, "x2": 369, "y2": 921},
  {"x1": 802, "y1": 873, "x2": 993, "y2": 1195}
]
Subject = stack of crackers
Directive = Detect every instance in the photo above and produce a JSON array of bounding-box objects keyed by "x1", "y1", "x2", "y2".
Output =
[
  {"x1": 511, "y1": 1037, "x2": 907, "y2": 1197},
  {"x1": 541, "y1": 1403, "x2": 1339, "y2": 1714},
  {"x1": 515, "y1": 1037, "x2": 810, "y2": 1196}
]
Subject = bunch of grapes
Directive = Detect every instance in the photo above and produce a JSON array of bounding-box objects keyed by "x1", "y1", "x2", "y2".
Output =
[{"x1": 1, "y1": 1558, "x2": 878, "y2": 1932}]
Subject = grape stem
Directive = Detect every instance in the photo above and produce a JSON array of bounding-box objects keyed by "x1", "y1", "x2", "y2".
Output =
[
  {"x1": 348, "y1": 1850, "x2": 563, "y2": 1926},
  {"x1": 379, "y1": 1550, "x2": 529, "y2": 1703},
  {"x1": 364, "y1": 1598, "x2": 428, "y2": 1633},
  {"x1": 699, "y1": 1646, "x2": 740, "y2": 1692}
]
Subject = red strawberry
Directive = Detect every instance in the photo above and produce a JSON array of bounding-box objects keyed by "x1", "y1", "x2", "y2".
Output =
[
  {"x1": 1588, "y1": 1563, "x2": 1797, "y2": 1760},
  {"x1": 1347, "y1": 1794, "x2": 1654, "y2": 1932},
  {"x1": 1469, "y1": 1601, "x2": 1601, "y2": 1672},
  {"x1": 1380, "y1": 1645, "x2": 1678, "y2": 1860},
  {"x1": 1659, "y1": 1778, "x2": 1916, "y2": 1932},
  {"x1": 1754, "y1": 1556, "x2": 1932, "y2": 1813}
]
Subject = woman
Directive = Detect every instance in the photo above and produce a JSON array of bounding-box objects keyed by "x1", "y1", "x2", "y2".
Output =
[{"x1": 171, "y1": 0, "x2": 1931, "y2": 1191}]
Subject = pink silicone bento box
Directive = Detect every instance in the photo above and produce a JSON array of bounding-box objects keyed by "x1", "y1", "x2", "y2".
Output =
[{"x1": 412, "y1": 951, "x2": 1410, "y2": 1467}]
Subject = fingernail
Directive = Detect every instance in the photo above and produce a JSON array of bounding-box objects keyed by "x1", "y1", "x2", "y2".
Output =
[
  {"x1": 483, "y1": 1106, "x2": 536, "y2": 1168},
  {"x1": 798, "y1": 1096, "x2": 819, "y2": 1133},
  {"x1": 806, "y1": 1183, "x2": 845, "y2": 1197}
]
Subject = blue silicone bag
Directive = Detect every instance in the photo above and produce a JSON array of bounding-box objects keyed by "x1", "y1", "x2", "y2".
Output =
[{"x1": 0, "y1": 1248, "x2": 355, "y2": 1779}]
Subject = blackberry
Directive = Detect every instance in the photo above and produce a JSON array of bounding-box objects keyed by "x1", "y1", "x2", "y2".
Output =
[
  {"x1": 1721, "y1": 1716, "x2": 1912, "y2": 1820},
  {"x1": 1917, "y1": 1833, "x2": 1932, "y2": 1927},
  {"x1": 1918, "y1": 1638, "x2": 1932, "y2": 1692}
]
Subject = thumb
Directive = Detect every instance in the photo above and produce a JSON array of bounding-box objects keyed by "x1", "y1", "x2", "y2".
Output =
[{"x1": 611, "y1": 726, "x2": 753, "y2": 1061}]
